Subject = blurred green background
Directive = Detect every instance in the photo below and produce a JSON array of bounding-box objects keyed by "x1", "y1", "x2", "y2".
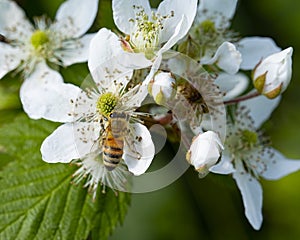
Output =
[{"x1": 3, "y1": 0, "x2": 300, "y2": 239}]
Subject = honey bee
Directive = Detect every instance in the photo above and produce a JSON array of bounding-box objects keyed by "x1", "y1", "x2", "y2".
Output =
[{"x1": 101, "y1": 111, "x2": 131, "y2": 171}]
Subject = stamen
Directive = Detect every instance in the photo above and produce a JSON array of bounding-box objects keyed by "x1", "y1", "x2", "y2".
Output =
[
  {"x1": 125, "y1": 5, "x2": 174, "y2": 56},
  {"x1": 226, "y1": 106, "x2": 271, "y2": 178},
  {"x1": 190, "y1": 18, "x2": 239, "y2": 59}
]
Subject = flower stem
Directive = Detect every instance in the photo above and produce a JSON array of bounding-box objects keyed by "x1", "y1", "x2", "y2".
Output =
[{"x1": 224, "y1": 90, "x2": 261, "y2": 105}]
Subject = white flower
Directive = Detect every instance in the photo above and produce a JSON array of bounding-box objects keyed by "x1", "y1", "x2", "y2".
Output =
[
  {"x1": 0, "y1": 0, "x2": 98, "y2": 78},
  {"x1": 148, "y1": 71, "x2": 176, "y2": 105},
  {"x1": 192, "y1": 0, "x2": 241, "y2": 74},
  {"x1": 39, "y1": 42, "x2": 155, "y2": 197},
  {"x1": 94, "y1": 0, "x2": 197, "y2": 71},
  {"x1": 187, "y1": 131, "x2": 223, "y2": 178},
  {"x1": 211, "y1": 96, "x2": 300, "y2": 230},
  {"x1": 0, "y1": 0, "x2": 98, "y2": 119},
  {"x1": 193, "y1": 0, "x2": 285, "y2": 76},
  {"x1": 192, "y1": 1, "x2": 286, "y2": 101},
  {"x1": 253, "y1": 47, "x2": 293, "y2": 99}
]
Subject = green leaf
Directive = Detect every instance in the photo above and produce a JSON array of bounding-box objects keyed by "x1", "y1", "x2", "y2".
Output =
[
  {"x1": 0, "y1": 115, "x2": 131, "y2": 240},
  {"x1": 90, "y1": 0, "x2": 116, "y2": 31},
  {"x1": 60, "y1": 63, "x2": 90, "y2": 87},
  {"x1": 0, "y1": 110, "x2": 22, "y2": 128},
  {"x1": 0, "y1": 75, "x2": 22, "y2": 111},
  {"x1": 0, "y1": 152, "x2": 13, "y2": 171}
]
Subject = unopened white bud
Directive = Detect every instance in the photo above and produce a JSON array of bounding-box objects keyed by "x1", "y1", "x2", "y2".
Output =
[
  {"x1": 148, "y1": 72, "x2": 176, "y2": 105},
  {"x1": 253, "y1": 47, "x2": 293, "y2": 99},
  {"x1": 186, "y1": 131, "x2": 223, "y2": 178}
]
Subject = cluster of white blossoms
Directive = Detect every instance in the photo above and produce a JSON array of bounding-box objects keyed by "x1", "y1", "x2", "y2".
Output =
[{"x1": 1, "y1": 0, "x2": 299, "y2": 230}]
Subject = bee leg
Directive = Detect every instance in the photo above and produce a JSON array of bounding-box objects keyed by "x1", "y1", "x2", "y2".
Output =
[{"x1": 124, "y1": 137, "x2": 141, "y2": 160}]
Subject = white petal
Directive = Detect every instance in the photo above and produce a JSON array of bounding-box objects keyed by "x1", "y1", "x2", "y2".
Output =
[
  {"x1": 117, "y1": 52, "x2": 153, "y2": 69},
  {"x1": 233, "y1": 161, "x2": 263, "y2": 230},
  {"x1": 261, "y1": 148, "x2": 300, "y2": 180},
  {"x1": 88, "y1": 28, "x2": 134, "y2": 87},
  {"x1": 20, "y1": 61, "x2": 81, "y2": 122},
  {"x1": 88, "y1": 28, "x2": 121, "y2": 73},
  {"x1": 41, "y1": 122, "x2": 99, "y2": 163},
  {"x1": 57, "y1": 33, "x2": 96, "y2": 66},
  {"x1": 41, "y1": 124, "x2": 79, "y2": 163},
  {"x1": 201, "y1": 42, "x2": 242, "y2": 74},
  {"x1": 0, "y1": 43, "x2": 23, "y2": 79},
  {"x1": 210, "y1": 154, "x2": 235, "y2": 174},
  {"x1": 88, "y1": 28, "x2": 151, "y2": 71},
  {"x1": 157, "y1": 0, "x2": 197, "y2": 43},
  {"x1": 54, "y1": 0, "x2": 98, "y2": 38},
  {"x1": 72, "y1": 89, "x2": 97, "y2": 121},
  {"x1": 215, "y1": 72, "x2": 249, "y2": 101},
  {"x1": 0, "y1": 0, "x2": 33, "y2": 40},
  {"x1": 196, "y1": 0, "x2": 238, "y2": 28},
  {"x1": 123, "y1": 123, "x2": 155, "y2": 175},
  {"x1": 158, "y1": 15, "x2": 186, "y2": 54},
  {"x1": 112, "y1": 0, "x2": 151, "y2": 34},
  {"x1": 119, "y1": 84, "x2": 148, "y2": 111},
  {"x1": 237, "y1": 37, "x2": 281, "y2": 70},
  {"x1": 240, "y1": 95, "x2": 281, "y2": 129}
]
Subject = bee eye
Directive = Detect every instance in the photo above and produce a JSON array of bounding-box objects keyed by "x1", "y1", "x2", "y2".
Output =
[
  {"x1": 110, "y1": 113, "x2": 114, "y2": 118},
  {"x1": 103, "y1": 116, "x2": 108, "y2": 121}
]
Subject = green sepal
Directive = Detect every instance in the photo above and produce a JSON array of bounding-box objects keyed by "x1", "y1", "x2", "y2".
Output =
[
  {"x1": 264, "y1": 83, "x2": 283, "y2": 99},
  {"x1": 253, "y1": 72, "x2": 267, "y2": 93}
]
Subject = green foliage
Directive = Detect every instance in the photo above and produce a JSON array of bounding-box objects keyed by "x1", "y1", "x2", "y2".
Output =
[
  {"x1": 90, "y1": 0, "x2": 116, "y2": 31},
  {"x1": 0, "y1": 75, "x2": 22, "y2": 111},
  {"x1": 60, "y1": 63, "x2": 90, "y2": 86},
  {"x1": 0, "y1": 115, "x2": 131, "y2": 240}
]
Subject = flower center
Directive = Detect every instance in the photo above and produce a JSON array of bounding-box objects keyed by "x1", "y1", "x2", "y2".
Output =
[
  {"x1": 241, "y1": 129, "x2": 258, "y2": 147},
  {"x1": 96, "y1": 92, "x2": 118, "y2": 117},
  {"x1": 227, "y1": 128, "x2": 259, "y2": 154},
  {"x1": 30, "y1": 30, "x2": 49, "y2": 50},
  {"x1": 199, "y1": 20, "x2": 216, "y2": 35},
  {"x1": 190, "y1": 19, "x2": 238, "y2": 60},
  {"x1": 125, "y1": 5, "x2": 174, "y2": 58}
]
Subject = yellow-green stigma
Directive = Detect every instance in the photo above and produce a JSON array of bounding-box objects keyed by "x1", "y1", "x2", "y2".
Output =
[
  {"x1": 96, "y1": 92, "x2": 118, "y2": 117},
  {"x1": 241, "y1": 130, "x2": 258, "y2": 147},
  {"x1": 30, "y1": 30, "x2": 49, "y2": 49},
  {"x1": 200, "y1": 20, "x2": 216, "y2": 34}
]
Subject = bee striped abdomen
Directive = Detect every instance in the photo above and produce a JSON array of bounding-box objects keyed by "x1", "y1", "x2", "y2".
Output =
[
  {"x1": 101, "y1": 111, "x2": 129, "y2": 171},
  {"x1": 103, "y1": 134, "x2": 124, "y2": 171}
]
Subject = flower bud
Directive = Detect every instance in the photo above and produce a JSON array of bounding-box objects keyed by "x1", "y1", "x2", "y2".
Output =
[
  {"x1": 253, "y1": 47, "x2": 293, "y2": 99},
  {"x1": 148, "y1": 72, "x2": 176, "y2": 105},
  {"x1": 186, "y1": 131, "x2": 224, "y2": 178}
]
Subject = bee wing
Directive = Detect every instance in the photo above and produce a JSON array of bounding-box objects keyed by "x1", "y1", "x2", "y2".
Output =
[
  {"x1": 123, "y1": 123, "x2": 155, "y2": 176},
  {"x1": 89, "y1": 122, "x2": 107, "y2": 154},
  {"x1": 123, "y1": 132, "x2": 140, "y2": 159},
  {"x1": 90, "y1": 135, "x2": 102, "y2": 154}
]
